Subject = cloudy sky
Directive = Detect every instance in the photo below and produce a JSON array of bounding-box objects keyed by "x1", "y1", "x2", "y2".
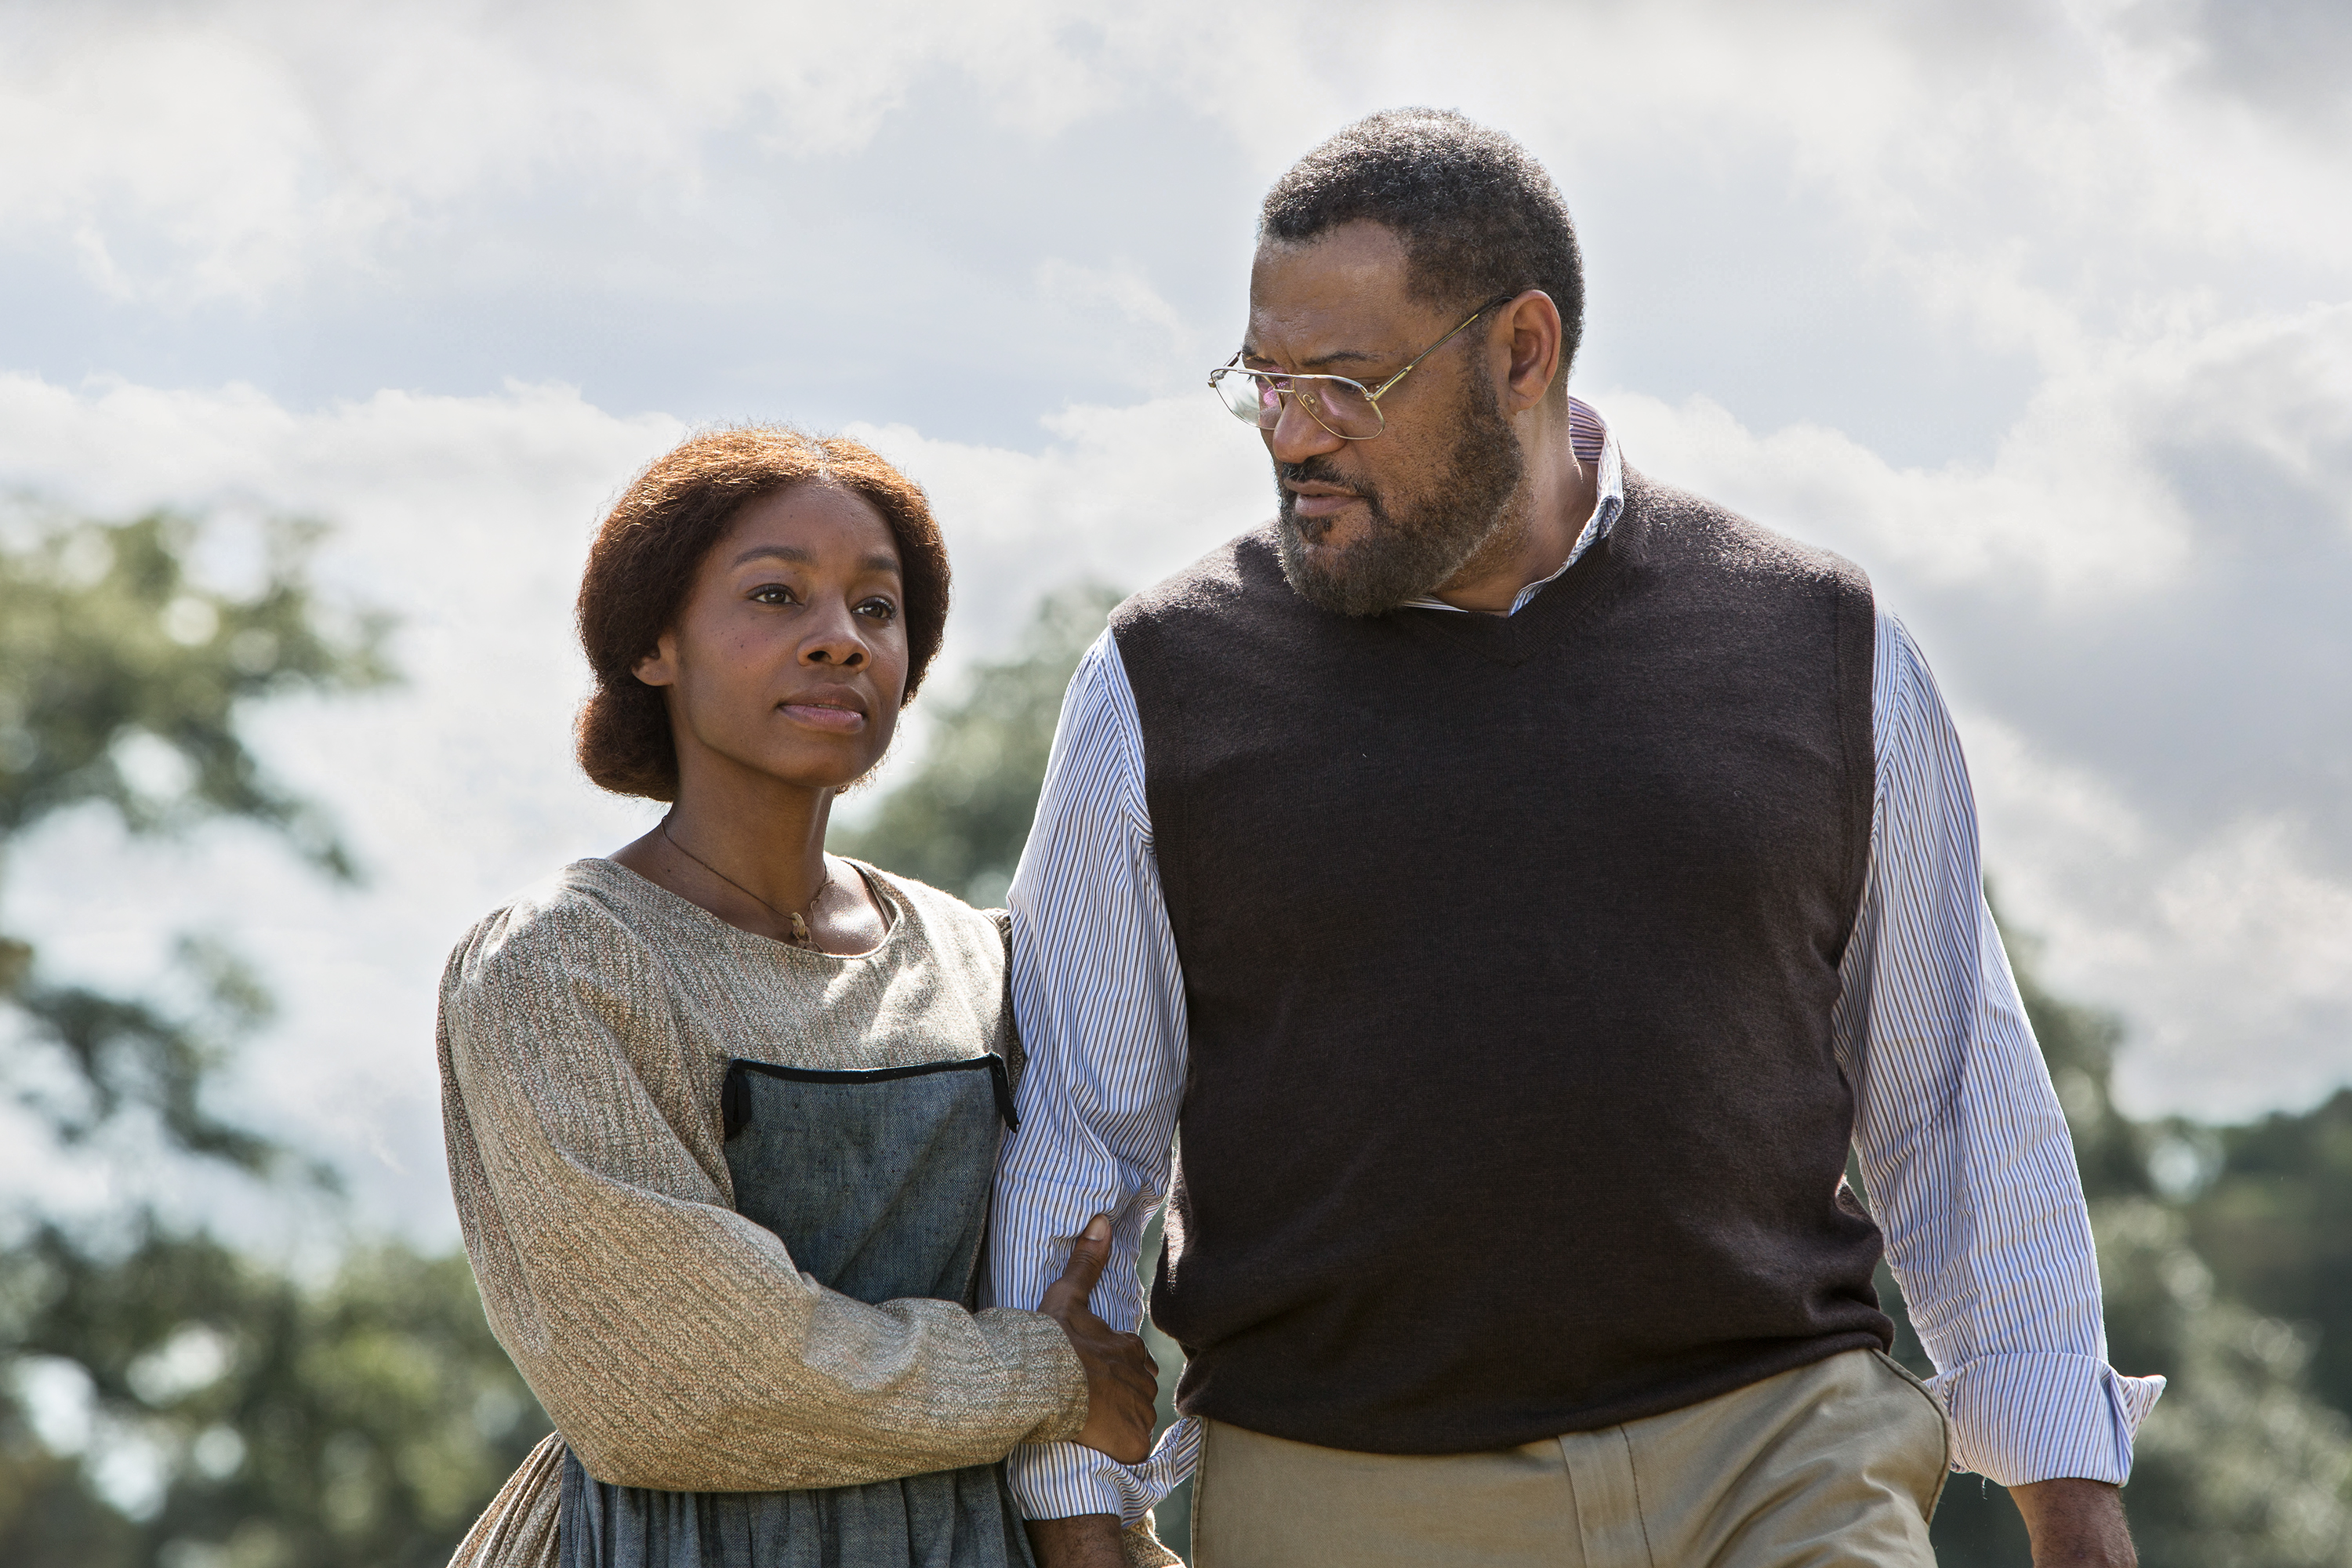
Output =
[{"x1": 2, "y1": 0, "x2": 2347, "y2": 1241}]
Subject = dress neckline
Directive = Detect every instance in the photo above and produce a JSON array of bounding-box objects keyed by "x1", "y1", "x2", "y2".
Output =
[{"x1": 581, "y1": 855, "x2": 904, "y2": 963}]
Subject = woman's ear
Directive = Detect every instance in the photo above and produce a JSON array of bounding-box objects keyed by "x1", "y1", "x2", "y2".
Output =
[{"x1": 633, "y1": 630, "x2": 681, "y2": 688}]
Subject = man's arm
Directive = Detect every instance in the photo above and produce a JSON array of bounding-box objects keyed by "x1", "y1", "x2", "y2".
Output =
[
  {"x1": 988, "y1": 632, "x2": 1198, "y2": 1563},
  {"x1": 2013, "y1": 1480, "x2": 2135, "y2": 1566},
  {"x1": 1021, "y1": 1515, "x2": 1126, "y2": 1568},
  {"x1": 1837, "y1": 612, "x2": 2161, "y2": 1567}
]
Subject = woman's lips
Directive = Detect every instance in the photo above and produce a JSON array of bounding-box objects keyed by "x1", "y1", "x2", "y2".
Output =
[{"x1": 779, "y1": 702, "x2": 866, "y2": 733}]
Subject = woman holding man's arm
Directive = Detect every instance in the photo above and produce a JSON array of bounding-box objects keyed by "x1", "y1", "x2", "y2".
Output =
[{"x1": 438, "y1": 429, "x2": 1166, "y2": 1568}]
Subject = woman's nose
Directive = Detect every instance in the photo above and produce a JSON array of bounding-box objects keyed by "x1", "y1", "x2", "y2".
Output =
[{"x1": 803, "y1": 616, "x2": 868, "y2": 668}]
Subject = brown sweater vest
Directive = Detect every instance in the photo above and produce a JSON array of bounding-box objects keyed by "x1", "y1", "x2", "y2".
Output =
[{"x1": 1109, "y1": 470, "x2": 1891, "y2": 1454}]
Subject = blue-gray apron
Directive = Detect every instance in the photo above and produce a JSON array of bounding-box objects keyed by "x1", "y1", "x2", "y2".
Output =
[{"x1": 559, "y1": 1052, "x2": 1036, "y2": 1568}]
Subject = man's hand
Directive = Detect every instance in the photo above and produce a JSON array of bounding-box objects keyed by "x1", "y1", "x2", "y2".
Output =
[
  {"x1": 1024, "y1": 1513, "x2": 1125, "y2": 1568},
  {"x1": 1040, "y1": 1214, "x2": 1160, "y2": 1463},
  {"x1": 2011, "y1": 1478, "x2": 2136, "y2": 1566}
]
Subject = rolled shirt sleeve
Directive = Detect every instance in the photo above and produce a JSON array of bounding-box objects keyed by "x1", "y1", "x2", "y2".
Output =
[
  {"x1": 1838, "y1": 610, "x2": 2165, "y2": 1485},
  {"x1": 990, "y1": 633, "x2": 1200, "y2": 1523}
]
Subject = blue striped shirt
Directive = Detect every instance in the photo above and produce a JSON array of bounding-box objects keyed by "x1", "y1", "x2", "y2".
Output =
[{"x1": 988, "y1": 400, "x2": 2165, "y2": 1523}]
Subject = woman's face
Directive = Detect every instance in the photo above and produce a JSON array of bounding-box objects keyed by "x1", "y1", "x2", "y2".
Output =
[{"x1": 633, "y1": 483, "x2": 910, "y2": 794}]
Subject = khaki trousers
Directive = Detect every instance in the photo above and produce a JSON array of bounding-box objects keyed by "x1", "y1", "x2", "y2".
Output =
[{"x1": 1192, "y1": 1349, "x2": 1948, "y2": 1568}]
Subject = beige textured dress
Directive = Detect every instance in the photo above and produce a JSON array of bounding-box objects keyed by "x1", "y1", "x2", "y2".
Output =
[{"x1": 437, "y1": 858, "x2": 1098, "y2": 1566}]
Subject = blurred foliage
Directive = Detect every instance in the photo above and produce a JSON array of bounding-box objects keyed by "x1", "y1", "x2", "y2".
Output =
[
  {"x1": 0, "y1": 507, "x2": 392, "y2": 858},
  {"x1": 2024, "y1": 945, "x2": 2352, "y2": 1563},
  {"x1": 1137, "y1": 1221, "x2": 1193, "y2": 1560},
  {"x1": 2, "y1": 506, "x2": 393, "y2": 1171},
  {"x1": 831, "y1": 583, "x2": 1123, "y2": 909},
  {"x1": 0, "y1": 503, "x2": 548, "y2": 1567},
  {"x1": 2097, "y1": 1202, "x2": 2352, "y2": 1565},
  {"x1": 2187, "y1": 1091, "x2": 2352, "y2": 1414},
  {"x1": 1, "y1": 1226, "x2": 549, "y2": 1568}
]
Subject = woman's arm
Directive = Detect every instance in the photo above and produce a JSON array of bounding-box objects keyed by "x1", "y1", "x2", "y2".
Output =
[{"x1": 437, "y1": 897, "x2": 1091, "y2": 1493}]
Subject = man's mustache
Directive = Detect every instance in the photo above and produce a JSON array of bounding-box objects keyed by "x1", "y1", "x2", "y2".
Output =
[
  {"x1": 1276, "y1": 456, "x2": 1358, "y2": 490},
  {"x1": 1276, "y1": 459, "x2": 1386, "y2": 545}
]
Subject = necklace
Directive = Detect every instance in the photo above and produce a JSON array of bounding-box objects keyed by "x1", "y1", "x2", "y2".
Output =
[{"x1": 659, "y1": 817, "x2": 824, "y2": 949}]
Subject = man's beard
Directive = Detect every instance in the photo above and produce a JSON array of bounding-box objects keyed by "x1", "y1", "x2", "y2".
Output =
[{"x1": 1273, "y1": 375, "x2": 1527, "y2": 618}]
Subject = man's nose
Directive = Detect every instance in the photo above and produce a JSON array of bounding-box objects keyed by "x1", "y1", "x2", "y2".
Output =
[{"x1": 1265, "y1": 392, "x2": 1345, "y2": 466}]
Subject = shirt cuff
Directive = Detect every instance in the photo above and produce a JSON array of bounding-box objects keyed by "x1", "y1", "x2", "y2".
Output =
[
  {"x1": 1007, "y1": 1419, "x2": 1203, "y2": 1526},
  {"x1": 1928, "y1": 1352, "x2": 2166, "y2": 1486}
]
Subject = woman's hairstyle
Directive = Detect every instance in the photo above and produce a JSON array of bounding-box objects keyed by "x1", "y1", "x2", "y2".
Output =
[{"x1": 574, "y1": 426, "x2": 951, "y2": 801}]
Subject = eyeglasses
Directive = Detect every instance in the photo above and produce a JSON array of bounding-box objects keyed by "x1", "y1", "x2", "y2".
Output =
[{"x1": 1208, "y1": 294, "x2": 1519, "y2": 441}]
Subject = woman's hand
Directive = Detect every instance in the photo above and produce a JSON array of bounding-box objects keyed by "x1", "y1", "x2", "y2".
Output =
[{"x1": 1039, "y1": 1214, "x2": 1161, "y2": 1463}]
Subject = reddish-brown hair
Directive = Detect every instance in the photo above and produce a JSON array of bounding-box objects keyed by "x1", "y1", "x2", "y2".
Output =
[{"x1": 574, "y1": 426, "x2": 951, "y2": 800}]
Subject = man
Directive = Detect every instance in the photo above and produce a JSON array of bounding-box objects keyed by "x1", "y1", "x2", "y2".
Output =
[{"x1": 992, "y1": 109, "x2": 2160, "y2": 1568}]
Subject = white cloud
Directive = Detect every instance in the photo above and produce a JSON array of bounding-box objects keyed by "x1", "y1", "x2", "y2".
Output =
[
  {"x1": 1603, "y1": 299, "x2": 2352, "y2": 608},
  {"x1": 1032, "y1": 260, "x2": 1199, "y2": 393},
  {"x1": 1593, "y1": 300, "x2": 2352, "y2": 1116},
  {"x1": 849, "y1": 395, "x2": 1267, "y2": 652},
  {"x1": 0, "y1": 0, "x2": 1201, "y2": 304},
  {"x1": 7, "y1": 0, "x2": 2348, "y2": 318},
  {"x1": 1964, "y1": 715, "x2": 2352, "y2": 1118}
]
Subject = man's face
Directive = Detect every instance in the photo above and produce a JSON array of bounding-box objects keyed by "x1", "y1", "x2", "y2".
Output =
[{"x1": 1243, "y1": 221, "x2": 1526, "y2": 616}]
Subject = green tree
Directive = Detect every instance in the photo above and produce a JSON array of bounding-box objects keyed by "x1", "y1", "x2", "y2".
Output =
[
  {"x1": 0, "y1": 504, "x2": 549, "y2": 1566},
  {"x1": 2186, "y1": 1091, "x2": 2352, "y2": 1416},
  {"x1": 2, "y1": 507, "x2": 387, "y2": 1168},
  {"x1": 2, "y1": 1226, "x2": 550, "y2": 1568}
]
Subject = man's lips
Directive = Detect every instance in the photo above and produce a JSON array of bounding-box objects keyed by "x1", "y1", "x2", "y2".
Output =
[{"x1": 1285, "y1": 484, "x2": 1361, "y2": 520}]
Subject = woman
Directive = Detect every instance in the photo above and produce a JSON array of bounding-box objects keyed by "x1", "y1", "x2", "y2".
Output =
[{"x1": 437, "y1": 428, "x2": 1163, "y2": 1568}]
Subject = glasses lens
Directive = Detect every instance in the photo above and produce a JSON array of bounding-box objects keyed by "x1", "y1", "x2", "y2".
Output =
[
  {"x1": 1300, "y1": 378, "x2": 1381, "y2": 439},
  {"x1": 1210, "y1": 370, "x2": 1383, "y2": 438},
  {"x1": 1212, "y1": 368, "x2": 1278, "y2": 427}
]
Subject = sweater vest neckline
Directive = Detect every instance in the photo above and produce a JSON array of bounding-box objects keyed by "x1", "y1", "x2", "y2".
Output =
[{"x1": 1387, "y1": 492, "x2": 1642, "y2": 669}]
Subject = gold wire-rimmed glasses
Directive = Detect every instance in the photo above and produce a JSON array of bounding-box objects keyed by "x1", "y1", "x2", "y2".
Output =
[{"x1": 1208, "y1": 293, "x2": 1519, "y2": 441}]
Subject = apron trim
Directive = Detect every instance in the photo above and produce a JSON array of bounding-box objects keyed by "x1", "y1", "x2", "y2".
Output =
[{"x1": 724, "y1": 1054, "x2": 1018, "y2": 1140}]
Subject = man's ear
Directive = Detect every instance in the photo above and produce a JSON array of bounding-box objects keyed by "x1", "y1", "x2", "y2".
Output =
[
  {"x1": 633, "y1": 630, "x2": 680, "y2": 688},
  {"x1": 1501, "y1": 290, "x2": 1563, "y2": 415}
]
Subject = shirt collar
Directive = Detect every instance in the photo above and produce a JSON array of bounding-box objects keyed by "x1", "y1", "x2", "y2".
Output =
[{"x1": 1402, "y1": 396, "x2": 1624, "y2": 618}]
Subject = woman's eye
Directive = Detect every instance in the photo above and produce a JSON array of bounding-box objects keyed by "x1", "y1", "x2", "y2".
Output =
[
  {"x1": 749, "y1": 583, "x2": 797, "y2": 606},
  {"x1": 855, "y1": 597, "x2": 899, "y2": 625}
]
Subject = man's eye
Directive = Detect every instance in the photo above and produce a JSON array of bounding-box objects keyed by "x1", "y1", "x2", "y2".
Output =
[
  {"x1": 750, "y1": 583, "x2": 796, "y2": 605},
  {"x1": 856, "y1": 597, "x2": 899, "y2": 625}
]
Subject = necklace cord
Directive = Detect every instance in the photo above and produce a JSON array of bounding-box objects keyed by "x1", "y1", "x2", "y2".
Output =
[{"x1": 659, "y1": 817, "x2": 824, "y2": 949}]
